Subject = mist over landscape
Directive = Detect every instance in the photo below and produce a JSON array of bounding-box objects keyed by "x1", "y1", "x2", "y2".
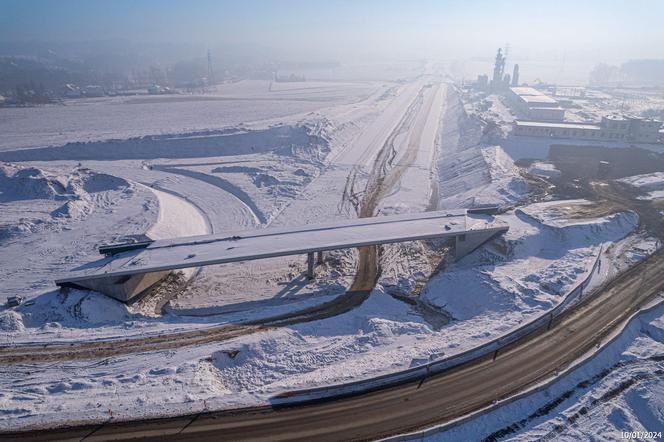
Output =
[
  {"x1": 2, "y1": 1, "x2": 664, "y2": 441},
  {"x1": 2, "y1": 0, "x2": 664, "y2": 93}
]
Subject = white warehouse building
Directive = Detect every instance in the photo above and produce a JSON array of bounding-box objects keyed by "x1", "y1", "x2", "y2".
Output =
[{"x1": 507, "y1": 86, "x2": 565, "y2": 121}]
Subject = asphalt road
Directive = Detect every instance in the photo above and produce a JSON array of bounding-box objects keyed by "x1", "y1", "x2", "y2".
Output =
[{"x1": 7, "y1": 244, "x2": 664, "y2": 442}]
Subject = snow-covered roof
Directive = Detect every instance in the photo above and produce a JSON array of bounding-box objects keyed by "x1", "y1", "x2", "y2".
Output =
[
  {"x1": 510, "y1": 86, "x2": 542, "y2": 96},
  {"x1": 528, "y1": 106, "x2": 565, "y2": 111},
  {"x1": 519, "y1": 95, "x2": 558, "y2": 104},
  {"x1": 514, "y1": 120, "x2": 601, "y2": 130}
]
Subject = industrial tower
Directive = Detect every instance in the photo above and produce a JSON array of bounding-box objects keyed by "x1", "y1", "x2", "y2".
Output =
[
  {"x1": 512, "y1": 64, "x2": 520, "y2": 86},
  {"x1": 492, "y1": 48, "x2": 506, "y2": 84},
  {"x1": 207, "y1": 49, "x2": 215, "y2": 86}
]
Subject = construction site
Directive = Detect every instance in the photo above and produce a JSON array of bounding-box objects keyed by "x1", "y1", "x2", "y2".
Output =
[{"x1": 2, "y1": 2, "x2": 664, "y2": 440}]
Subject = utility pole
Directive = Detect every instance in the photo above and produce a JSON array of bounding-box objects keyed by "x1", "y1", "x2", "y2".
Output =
[{"x1": 207, "y1": 49, "x2": 215, "y2": 87}]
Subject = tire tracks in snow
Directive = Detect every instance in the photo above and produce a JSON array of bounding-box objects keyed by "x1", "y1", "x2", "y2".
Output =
[
  {"x1": 0, "y1": 84, "x2": 440, "y2": 364},
  {"x1": 343, "y1": 84, "x2": 437, "y2": 299},
  {"x1": 9, "y1": 223, "x2": 664, "y2": 440},
  {"x1": 150, "y1": 164, "x2": 267, "y2": 225}
]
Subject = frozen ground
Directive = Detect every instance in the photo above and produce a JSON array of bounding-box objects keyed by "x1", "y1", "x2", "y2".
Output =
[
  {"x1": 0, "y1": 198, "x2": 653, "y2": 429},
  {"x1": 0, "y1": 72, "x2": 662, "y2": 433},
  {"x1": 0, "y1": 79, "x2": 385, "y2": 151},
  {"x1": 565, "y1": 87, "x2": 664, "y2": 124},
  {"x1": 617, "y1": 171, "x2": 664, "y2": 201},
  {"x1": 528, "y1": 161, "x2": 561, "y2": 179}
]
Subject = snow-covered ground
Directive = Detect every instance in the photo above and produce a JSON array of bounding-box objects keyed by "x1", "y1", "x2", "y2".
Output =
[
  {"x1": 0, "y1": 79, "x2": 384, "y2": 151},
  {"x1": 413, "y1": 298, "x2": 664, "y2": 442},
  {"x1": 0, "y1": 198, "x2": 652, "y2": 429},
  {"x1": 423, "y1": 202, "x2": 642, "y2": 322},
  {"x1": 1, "y1": 71, "x2": 662, "y2": 434},
  {"x1": 0, "y1": 72, "x2": 433, "y2": 331},
  {"x1": 435, "y1": 92, "x2": 528, "y2": 210},
  {"x1": 565, "y1": 87, "x2": 664, "y2": 124},
  {"x1": 617, "y1": 171, "x2": 664, "y2": 201},
  {"x1": 0, "y1": 163, "x2": 158, "y2": 302},
  {"x1": 528, "y1": 161, "x2": 561, "y2": 179}
]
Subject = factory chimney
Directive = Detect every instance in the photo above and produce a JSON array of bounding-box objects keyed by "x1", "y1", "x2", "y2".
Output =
[
  {"x1": 207, "y1": 49, "x2": 215, "y2": 86},
  {"x1": 512, "y1": 64, "x2": 520, "y2": 87}
]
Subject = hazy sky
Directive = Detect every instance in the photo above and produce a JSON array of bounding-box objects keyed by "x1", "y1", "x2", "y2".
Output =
[{"x1": 2, "y1": 0, "x2": 664, "y2": 63}]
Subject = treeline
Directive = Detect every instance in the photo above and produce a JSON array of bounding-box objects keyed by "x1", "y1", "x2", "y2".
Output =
[
  {"x1": 13, "y1": 82, "x2": 52, "y2": 104},
  {"x1": 590, "y1": 59, "x2": 664, "y2": 87}
]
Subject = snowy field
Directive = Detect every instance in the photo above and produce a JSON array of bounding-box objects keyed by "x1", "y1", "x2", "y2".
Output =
[
  {"x1": 566, "y1": 88, "x2": 664, "y2": 124},
  {"x1": 0, "y1": 79, "x2": 385, "y2": 151},
  {"x1": 1, "y1": 68, "x2": 663, "y2": 436}
]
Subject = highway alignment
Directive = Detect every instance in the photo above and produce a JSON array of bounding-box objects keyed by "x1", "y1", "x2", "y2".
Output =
[{"x1": 7, "y1": 248, "x2": 664, "y2": 442}]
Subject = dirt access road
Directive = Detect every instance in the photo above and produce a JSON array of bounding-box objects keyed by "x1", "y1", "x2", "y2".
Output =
[
  {"x1": 8, "y1": 226, "x2": 664, "y2": 442},
  {"x1": 0, "y1": 84, "x2": 443, "y2": 365}
]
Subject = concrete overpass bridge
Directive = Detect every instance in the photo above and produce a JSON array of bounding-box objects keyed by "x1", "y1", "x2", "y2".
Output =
[{"x1": 56, "y1": 208, "x2": 508, "y2": 302}]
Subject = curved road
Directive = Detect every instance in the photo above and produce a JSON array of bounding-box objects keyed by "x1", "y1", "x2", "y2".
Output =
[
  {"x1": 0, "y1": 82, "x2": 437, "y2": 365},
  {"x1": 6, "y1": 246, "x2": 664, "y2": 441}
]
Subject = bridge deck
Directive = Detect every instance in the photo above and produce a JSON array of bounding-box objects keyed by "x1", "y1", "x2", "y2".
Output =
[{"x1": 55, "y1": 210, "x2": 507, "y2": 286}]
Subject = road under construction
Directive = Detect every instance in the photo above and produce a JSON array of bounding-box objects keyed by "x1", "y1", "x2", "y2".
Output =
[
  {"x1": 3, "y1": 89, "x2": 664, "y2": 442},
  {"x1": 6, "y1": 231, "x2": 664, "y2": 442},
  {"x1": 5, "y1": 169, "x2": 664, "y2": 441},
  {"x1": 55, "y1": 209, "x2": 507, "y2": 302}
]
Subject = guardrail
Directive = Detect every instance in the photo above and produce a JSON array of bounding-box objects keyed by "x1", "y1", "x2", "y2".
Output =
[
  {"x1": 387, "y1": 293, "x2": 664, "y2": 442},
  {"x1": 271, "y1": 246, "x2": 604, "y2": 405},
  {"x1": 99, "y1": 240, "x2": 153, "y2": 256}
]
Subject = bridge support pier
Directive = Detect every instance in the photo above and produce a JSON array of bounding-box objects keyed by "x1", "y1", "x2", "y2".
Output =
[
  {"x1": 455, "y1": 230, "x2": 501, "y2": 261},
  {"x1": 316, "y1": 251, "x2": 323, "y2": 265},
  {"x1": 60, "y1": 270, "x2": 169, "y2": 303},
  {"x1": 307, "y1": 252, "x2": 315, "y2": 279}
]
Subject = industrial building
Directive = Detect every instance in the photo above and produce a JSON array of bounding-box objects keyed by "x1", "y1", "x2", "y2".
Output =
[
  {"x1": 507, "y1": 87, "x2": 565, "y2": 121},
  {"x1": 512, "y1": 114, "x2": 664, "y2": 144},
  {"x1": 476, "y1": 74, "x2": 489, "y2": 90},
  {"x1": 475, "y1": 47, "x2": 514, "y2": 92},
  {"x1": 82, "y1": 85, "x2": 105, "y2": 97},
  {"x1": 63, "y1": 84, "x2": 82, "y2": 98}
]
